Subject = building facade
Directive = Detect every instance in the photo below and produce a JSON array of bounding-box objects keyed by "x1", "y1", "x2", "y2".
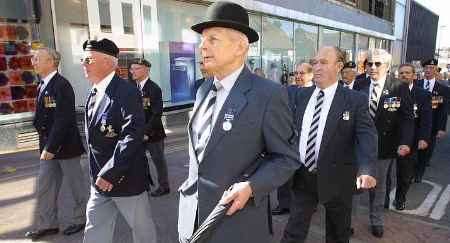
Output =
[{"x1": 0, "y1": 0, "x2": 408, "y2": 151}]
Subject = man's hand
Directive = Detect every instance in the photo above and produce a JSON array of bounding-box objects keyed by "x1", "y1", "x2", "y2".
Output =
[
  {"x1": 95, "y1": 177, "x2": 113, "y2": 192},
  {"x1": 418, "y1": 140, "x2": 428, "y2": 150},
  {"x1": 436, "y1": 130, "x2": 447, "y2": 140},
  {"x1": 219, "y1": 181, "x2": 253, "y2": 216},
  {"x1": 397, "y1": 145, "x2": 410, "y2": 157},
  {"x1": 40, "y1": 150, "x2": 55, "y2": 160},
  {"x1": 356, "y1": 175, "x2": 377, "y2": 189}
]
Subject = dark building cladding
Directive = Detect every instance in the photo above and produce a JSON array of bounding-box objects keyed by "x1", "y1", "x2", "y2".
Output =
[{"x1": 406, "y1": 1, "x2": 439, "y2": 62}]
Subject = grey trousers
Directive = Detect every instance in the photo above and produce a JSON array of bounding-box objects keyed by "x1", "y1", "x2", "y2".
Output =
[
  {"x1": 35, "y1": 156, "x2": 87, "y2": 229},
  {"x1": 83, "y1": 188, "x2": 157, "y2": 243},
  {"x1": 146, "y1": 140, "x2": 169, "y2": 189},
  {"x1": 353, "y1": 159, "x2": 391, "y2": 226}
]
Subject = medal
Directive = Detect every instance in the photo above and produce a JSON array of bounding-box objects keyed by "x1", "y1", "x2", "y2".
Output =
[
  {"x1": 223, "y1": 121, "x2": 232, "y2": 131},
  {"x1": 342, "y1": 111, "x2": 350, "y2": 120},
  {"x1": 100, "y1": 124, "x2": 106, "y2": 132}
]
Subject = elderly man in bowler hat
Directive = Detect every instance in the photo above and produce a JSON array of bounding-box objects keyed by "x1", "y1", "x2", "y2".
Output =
[
  {"x1": 177, "y1": 2, "x2": 300, "y2": 243},
  {"x1": 81, "y1": 38, "x2": 157, "y2": 243}
]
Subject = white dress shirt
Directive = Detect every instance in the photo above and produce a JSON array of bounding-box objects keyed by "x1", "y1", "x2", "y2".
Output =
[
  {"x1": 369, "y1": 76, "x2": 386, "y2": 105},
  {"x1": 343, "y1": 80, "x2": 355, "y2": 89},
  {"x1": 423, "y1": 78, "x2": 435, "y2": 92},
  {"x1": 91, "y1": 71, "x2": 115, "y2": 115},
  {"x1": 299, "y1": 81, "x2": 338, "y2": 164},
  {"x1": 40, "y1": 70, "x2": 57, "y2": 91},
  {"x1": 138, "y1": 76, "x2": 149, "y2": 91}
]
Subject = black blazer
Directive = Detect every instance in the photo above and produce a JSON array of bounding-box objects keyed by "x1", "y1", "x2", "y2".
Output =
[
  {"x1": 33, "y1": 73, "x2": 85, "y2": 159},
  {"x1": 416, "y1": 79, "x2": 448, "y2": 135},
  {"x1": 140, "y1": 79, "x2": 166, "y2": 142},
  {"x1": 410, "y1": 85, "x2": 432, "y2": 146},
  {"x1": 354, "y1": 77, "x2": 415, "y2": 159},
  {"x1": 85, "y1": 75, "x2": 150, "y2": 197},
  {"x1": 290, "y1": 85, "x2": 377, "y2": 204}
]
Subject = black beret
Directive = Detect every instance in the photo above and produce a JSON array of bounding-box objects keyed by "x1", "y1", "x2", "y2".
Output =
[
  {"x1": 132, "y1": 58, "x2": 151, "y2": 68},
  {"x1": 343, "y1": 61, "x2": 356, "y2": 69},
  {"x1": 83, "y1": 38, "x2": 119, "y2": 58},
  {"x1": 422, "y1": 58, "x2": 438, "y2": 66}
]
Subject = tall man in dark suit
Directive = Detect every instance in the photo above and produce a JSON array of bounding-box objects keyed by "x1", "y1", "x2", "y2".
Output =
[
  {"x1": 386, "y1": 64, "x2": 432, "y2": 210},
  {"x1": 415, "y1": 59, "x2": 448, "y2": 181},
  {"x1": 353, "y1": 48, "x2": 414, "y2": 238},
  {"x1": 281, "y1": 46, "x2": 377, "y2": 243},
  {"x1": 129, "y1": 59, "x2": 170, "y2": 197},
  {"x1": 26, "y1": 47, "x2": 87, "y2": 241},
  {"x1": 177, "y1": 2, "x2": 300, "y2": 243},
  {"x1": 81, "y1": 39, "x2": 156, "y2": 243}
]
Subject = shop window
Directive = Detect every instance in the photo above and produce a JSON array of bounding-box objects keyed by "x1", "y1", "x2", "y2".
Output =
[
  {"x1": 319, "y1": 27, "x2": 340, "y2": 48},
  {"x1": 122, "y1": 2, "x2": 134, "y2": 34},
  {"x1": 294, "y1": 23, "x2": 318, "y2": 64},
  {"x1": 98, "y1": 0, "x2": 112, "y2": 33},
  {"x1": 262, "y1": 16, "x2": 294, "y2": 84},
  {"x1": 340, "y1": 32, "x2": 355, "y2": 61}
]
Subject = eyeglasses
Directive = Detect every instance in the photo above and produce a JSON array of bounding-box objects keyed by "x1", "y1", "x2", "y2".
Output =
[
  {"x1": 80, "y1": 57, "x2": 95, "y2": 65},
  {"x1": 367, "y1": 62, "x2": 383, "y2": 67}
]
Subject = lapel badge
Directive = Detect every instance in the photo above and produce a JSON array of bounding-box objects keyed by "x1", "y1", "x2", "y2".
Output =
[
  {"x1": 342, "y1": 111, "x2": 350, "y2": 121},
  {"x1": 382, "y1": 89, "x2": 389, "y2": 95},
  {"x1": 100, "y1": 124, "x2": 106, "y2": 132},
  {"x1": 222, "y1": 109, "x2": 235, "y2": 132},
  {"x1": 105, "y1": 125, "x2": 118, "y2": 138},
  {"x1": 413, "y1": 104, "x2": 418, "y2": 118}
]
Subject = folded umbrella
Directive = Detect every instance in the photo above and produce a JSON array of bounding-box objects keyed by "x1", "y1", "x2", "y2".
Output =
[{"x1": 188, "y1": 202, "x2": 232, "y2": 243}]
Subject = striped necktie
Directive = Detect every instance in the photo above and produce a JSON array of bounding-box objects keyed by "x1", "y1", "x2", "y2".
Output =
[
  {"x1": 424, "y1": 80, "x2": 430, "y2": 92},
  {"x1": 87, "y1": 88, "x2": 97, "y2": 122},
  {"x1": 304, "y1": 90, "x2": 324, "y2": 172},
  {"x1": 369, "y1": 82, "x2": 379, "y2": 119},
  {"x1": 194, "y1": 82, "x2": 222, "y2": 161}
]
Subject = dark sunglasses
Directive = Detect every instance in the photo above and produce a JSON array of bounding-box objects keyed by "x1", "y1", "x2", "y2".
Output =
[
  {"x1": 367, "y1": 62, "x2": 383, "y2": 67},
  {"x1": 80, "y1": 57, "x2": 96, "y2": 65}
]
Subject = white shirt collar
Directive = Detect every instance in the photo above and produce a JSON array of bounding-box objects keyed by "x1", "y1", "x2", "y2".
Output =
[
  {"x1": 138, "y1": 76, "x2": 149, "y2": 90},
  {"x1": 303, "y1": 81, "x2": 314, "y2": 87},
  {"x1": 214, "y1": 64, "x2": 245, "y2": 92},
  {"x1": 371, "y1": 75, "x2": 387, "y2": 89},
  {"x1": 315, "y1": 81, "x2": 339, "y2": 97},
  {"x1": 41, "y1": 70, "x2": 57, "y2": 86},
  {"x1": 93, "y1": 71, "x2": 115, "y2": 93},
  {"x1": 409, "y1": 83, "x2": 413, "y2": 91},
  {"x1": 425, "y1": 78, "x2": 436, "y2": 83}
]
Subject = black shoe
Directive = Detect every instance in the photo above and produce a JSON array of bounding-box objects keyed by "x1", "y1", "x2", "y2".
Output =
[
  {"x1": 63, "y1": 224, "x2": 85, "y2": 235},
  {"x1": 271, "y1": 206, "x2": 290, "y2": 215},
  {"x1": 25, "y1": 228, "x2": 59, "y2": 241},
  {"x1": 414, "y1": 176, "x2": 422, "y2": 183},
  {"x1": 150, "y1": 187, "x2": 170, "y2": 197},
  {"x1": 371, "y1": 225, "x2": 384, "y2": 238},
  {"x1": 394, "y1": 200, "x2": 406, "y2": 211}
]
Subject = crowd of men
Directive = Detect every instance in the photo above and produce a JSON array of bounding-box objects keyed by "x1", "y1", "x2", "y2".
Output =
[{"x1": 24, "y1": 1, "x2": 449, "y2": 243}]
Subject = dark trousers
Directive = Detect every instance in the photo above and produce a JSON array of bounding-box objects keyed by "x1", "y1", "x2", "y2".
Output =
[
  {"x1": 386, "y1": 153, "x2": 417, "y2": 205},
  {"x1": 416, "y1": 137, "x2": 436, "y2": 179},
  {"x1": 276, "y1": 178, "x2": 292, "y2": 209},
  {"x1": 145, "y1": 139, "x2": 169, "y2": 189},
  {"x1": 281, "y1": 168, "x2": 352, "y2": 243}
]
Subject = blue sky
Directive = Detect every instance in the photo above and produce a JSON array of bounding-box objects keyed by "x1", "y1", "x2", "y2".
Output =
[{"x1": 414, "y1": 0, "x2": 450, "y2": 48}]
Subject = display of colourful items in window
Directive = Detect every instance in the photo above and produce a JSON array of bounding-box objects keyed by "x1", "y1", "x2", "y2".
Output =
[{"x1": 0, "y1": 23, "x2": 37, "y2": 115}]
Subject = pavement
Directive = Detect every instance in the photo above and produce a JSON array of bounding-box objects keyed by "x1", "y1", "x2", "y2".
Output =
[{"x1": 1, "y1": 120, "x2": 450, "y2": 243}]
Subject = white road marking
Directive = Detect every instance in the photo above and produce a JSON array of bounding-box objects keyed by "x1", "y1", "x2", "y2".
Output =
[{"x1": 430, "y1": 184, "x2": 450, "y2": 220}]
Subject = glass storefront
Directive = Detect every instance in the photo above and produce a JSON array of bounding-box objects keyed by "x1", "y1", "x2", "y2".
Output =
[{"x1": 1, "y1": 0, "x2": 393, "y2": 118}]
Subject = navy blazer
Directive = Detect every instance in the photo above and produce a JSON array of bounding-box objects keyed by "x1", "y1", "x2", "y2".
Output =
[
  {"x1": 354, "y1": 77, "x2": 415, "y2": 159},
  {"x1": 33, "y1": 73, "x2": 85, "y2": 159},
  {"x1": 410, "y1": 85, "x2": 432, "y2": 146},
  {"x1": 140, "y1": 78, "x2": 166, "y2": 142},
  {"x1": 85, "y1": 75, "x2": 150, "y2": 197},
  {"x1": 290, "y1": 84, "x2": 377, "y2": 204},
  {"x1": 416, "y1": 79, "x2": 448, "y2": 135}
]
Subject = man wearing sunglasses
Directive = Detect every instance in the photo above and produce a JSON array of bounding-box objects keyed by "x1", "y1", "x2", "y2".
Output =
[
  {"x1": 353, "y1": 49, "x2": 414, "y2": 238},
  {"x1": 81, "y1": 39, "x2": 157, "y2": 243}
]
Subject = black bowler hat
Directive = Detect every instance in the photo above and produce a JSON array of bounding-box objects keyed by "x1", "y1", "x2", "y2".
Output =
[
  {"x1": 83, "y1": 38, "x2": 119, "y2": 58},
  {"x1": 343, "y1": 61, "x2": 356, "y2": 69},
  {"x1": 422, "y1": 58, "x2": 438, "y2": 66},
  {"x1": 191, "y1": 1, "x2": 259, "y2": 43}
]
